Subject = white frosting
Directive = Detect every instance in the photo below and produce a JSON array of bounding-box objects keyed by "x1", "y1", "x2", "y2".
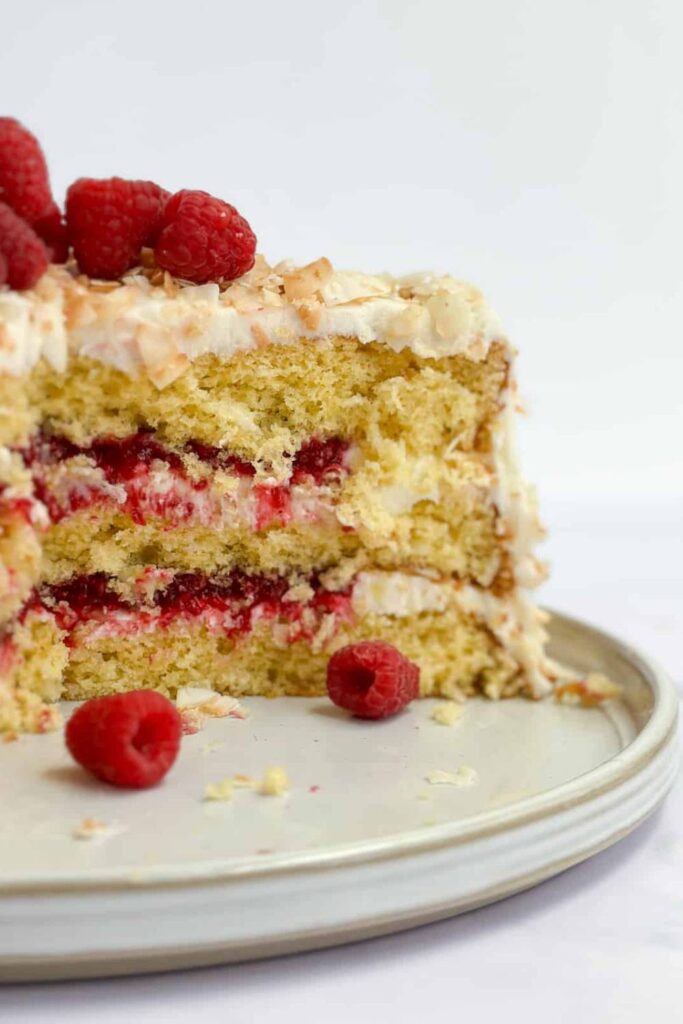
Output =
[
  {"x1": 352, "y1": 571, "x2": 450, "y2": 618},
  {"x1": 0, "y1": 261, "x2": 504, "y2": 384},
  {"x1": 489, "y1": 385, "x2": 546, "y2": 590}
]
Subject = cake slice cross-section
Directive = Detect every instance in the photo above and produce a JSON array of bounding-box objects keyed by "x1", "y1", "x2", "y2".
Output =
[{"x1": 0, "y1": 253, "x2": 560, "y2": 731}]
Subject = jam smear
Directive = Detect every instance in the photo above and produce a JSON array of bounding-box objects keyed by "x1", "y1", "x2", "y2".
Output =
[
  {"x1": 183, "y1": 440, "x2": 255, "y2": 478},
  {"x1": 0, "y1": 484, "x2": 36, "y2": 527},
  {"x1": 292, "y1": 437, "x2": 349, "y2": 484},
  {"x1": 21, "y1": 429, "x2": 350, "y2": 527},
  {"x1": 28, "y1": 569, "x2": 354, "y2": 648}
]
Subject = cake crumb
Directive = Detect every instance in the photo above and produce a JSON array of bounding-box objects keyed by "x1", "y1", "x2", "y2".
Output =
[
  {"x1": 426, "y1": 766, "x2": 478, "y2": 788},
  {"x1": 179, "y1": 708, "x2": 203, "y2": 735},
  {"x1": 233, "y1": 773, "x2": 255, "y2": 788},
  {"x1": 72, "y1": 817, "x2": 125, "y2": 840},
  {"x1": 175, "y1": 687, "x2": 250, "y2": 723},
  {"x1": 430, "y1": 702, "x2": 464, "y2": 727},
  {"x1": 556, "y1": 672, "x2": 622, "y2": 707},
  {"x1": 260, "y1": 766, "x2": 289, "y2": 796},
  {"x1": 203, "y1": 779, "x2": 234, "y2": 802},
  {"x1": 2, "y1": 731, "x2": 18, "y2": 743},
  {"x1": 204, "y1": 695, "x2": 250, "y2": 719}
]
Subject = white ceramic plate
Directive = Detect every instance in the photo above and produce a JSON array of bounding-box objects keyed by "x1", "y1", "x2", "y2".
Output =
[{"x1": 0, "y1": 611, "x2": 678, "y2": 982}]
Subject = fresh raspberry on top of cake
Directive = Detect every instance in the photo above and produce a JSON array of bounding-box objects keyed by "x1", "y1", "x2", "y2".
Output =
[
  {"x1": 0, "y1": 202, "x2": 49, "y2": 290},
  {"x1": 154, "y1": 189, "x2": 256, "y2": 283},
  {"x1": 0, "y1": 117, "x2": 66, "y2": 262},
  {"x1": 65, "y1": 177, "x2": 170, "y2": 279}
]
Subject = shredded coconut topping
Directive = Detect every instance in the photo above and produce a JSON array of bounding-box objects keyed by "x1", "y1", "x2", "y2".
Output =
[{"x1": 0, "y1": 259, "x2": 504, "y2": 382}]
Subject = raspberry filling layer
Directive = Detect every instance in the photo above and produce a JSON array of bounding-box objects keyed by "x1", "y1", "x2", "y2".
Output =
[
  {"x1": 0, "y1": 482, "x2": 38, "y2": 527},
  {"x1": 31, "y1": 570, "x2": 353, "y2": 646},
  {"x1": 22, "y1": 431, "x2": 350, "y2": 529},
  {"x1": 0, "y1": 632, "x2": 17, "y2": 678}
]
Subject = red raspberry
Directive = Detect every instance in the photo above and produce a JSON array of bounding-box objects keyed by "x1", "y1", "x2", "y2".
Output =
[
  {"x1": 0, "y1": 201, "x2": 49, "y2": 290},
  {"x1": 66, "y1": 177, "x2": 169, "y2": 279},
  {"x1": 65, "y1": 690, "x2": 182, "y2": 789},
  {"x1": 33, "y1": 205, "x2": 68, "y2": 263},
  {"x1": 0, "y1": 117, "x2": 56, "y2": 226},
  {"x1": 326, "y1": 641, "x2": 420, "y2": 720},
  {"x1": 0, "y1": 250, "x2": 7, "y2": 285},
  {"x1": 154, "y1": 189, "x2": 256, "y2": 284}
]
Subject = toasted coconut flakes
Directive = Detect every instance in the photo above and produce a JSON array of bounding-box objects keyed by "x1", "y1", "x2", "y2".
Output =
[
  {"x1": 250, "y1": 323, "x2": 271, "y2": 347},
  {"x1": 426, "y1": 766, "x2": 478, "y2": 787},
  {"x1": 295, "y1": 299, "x2": 324, "y2": 331},
  {"x1": 162, "y1": 271, "x2": 179, "y2": 298},
  {"x1": 204, "y1": 695, "x2": 250, "y2": 719},
  {"x1": 175, "y1": 687, "x2": 249, "y2": 720},
  {"x1": 139, "y1": 247, "x2": 156, "y2": 269},
  {"x1": 556, "y1": 672, "x2": 622, "y2": 706},
  {"x1": 175, "y1": 686, "x2": 217, "y2": 710},
  {"x1": 136, "y1": 324, "x2": 190, "y2": 389},
  {"x1": 282, "y1": 258, "x2": 333, "y2": 301}
]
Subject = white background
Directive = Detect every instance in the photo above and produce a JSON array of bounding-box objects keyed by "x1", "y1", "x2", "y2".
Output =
[{"x1": 3, "y1": 1, "x2": 682, "y2": 1021}]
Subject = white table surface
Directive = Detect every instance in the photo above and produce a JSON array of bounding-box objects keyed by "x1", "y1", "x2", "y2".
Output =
[{"x1": 4, "y1": 498, "x2": 682, "y2": 1024}]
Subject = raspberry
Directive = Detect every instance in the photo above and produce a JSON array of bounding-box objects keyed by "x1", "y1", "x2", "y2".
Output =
[
  {"x1": 33, "y1": 205, "x2": 68, "y2": 263},
  {"x1": 326, "y1": 641, "x2": 420, "y2": 720},
  {"x1": 65, "y1": 690, "x2": 182, "y2": 788},
  {"x1": 154, "y1": 189, "x2": 256, "y2": 284},
  {"x1": 0, "y1": 201, "x2": 49, "y2": 290},
  {"x1": 66, "y1": 177, "x2": 169, "y2": 279},
  {"x1": 0, "y1": 250, "x2": 7, "y2": 285},
  {"x1": 0, "y1": 117, "x2": 56, "y2": 227}
]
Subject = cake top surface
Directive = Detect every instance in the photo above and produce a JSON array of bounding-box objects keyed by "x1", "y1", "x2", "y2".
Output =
[{"x1": 0, "y1": 256, "x2": 505, "y2": 387}]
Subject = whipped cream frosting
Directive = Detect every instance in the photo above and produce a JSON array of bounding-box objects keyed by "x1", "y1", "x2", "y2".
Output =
[{"x1": 0, "y1": 257, "x2": 504, "y2": 384}]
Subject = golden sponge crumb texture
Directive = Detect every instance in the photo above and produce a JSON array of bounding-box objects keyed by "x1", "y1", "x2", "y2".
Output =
[
  {"x1": 28, "y1": 341, "x2": 507, "y2": 460},
  {"x1": 0, "y1": 451, "x2": 42, "y2": 625},
  {"x1": 33, "y1": 339, "x2": 509, "y2": 589},
  {"x1": 60, "y1": 604, "x2": 524, "y2": 704},
  {"x1": 0, "y1": 614, "x2": 66, "y2": 734}
]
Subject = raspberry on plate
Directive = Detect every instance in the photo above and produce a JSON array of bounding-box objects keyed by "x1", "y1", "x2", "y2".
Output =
[
  {"x1": 326, "y1": 641, "x2": 420, "y2": 720},
  {"x1": 0, "y1": 201, "x2": 49, "y2": 290},
  {"x1": 154, "y1": 189, "x2": 256, "y2": 284},
  {"x1": 66, "y1": 177, "x2": 169, "y2": 279},
  {"x1": 65, "y1": 690, "x2": 182, "y2": 788}
]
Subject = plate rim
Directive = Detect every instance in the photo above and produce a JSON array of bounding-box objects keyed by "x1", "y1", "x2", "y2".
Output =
[{"x1": 1, "y1": 608, "x2": 678, "y2": 895}]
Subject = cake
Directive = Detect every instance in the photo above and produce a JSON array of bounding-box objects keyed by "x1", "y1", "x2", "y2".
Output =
[
  {"x1": 0, "y1": 254, "x2": 566, "y2": 733},
  {"x1": 0, "y1": 119, "x2": 563, "y2": 734}
]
